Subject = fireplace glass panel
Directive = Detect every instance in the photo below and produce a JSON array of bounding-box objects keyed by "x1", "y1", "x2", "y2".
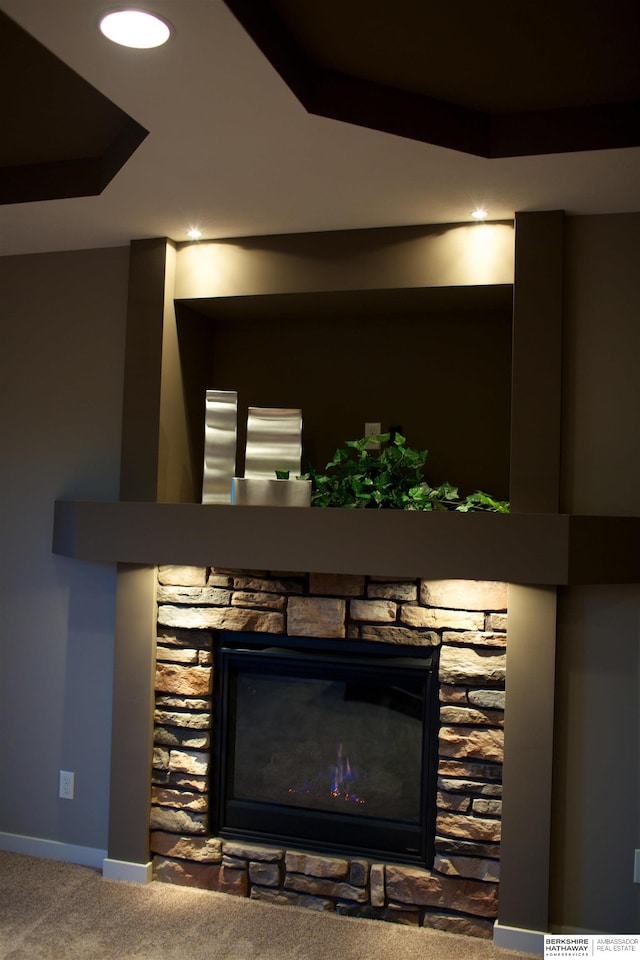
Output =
[{"x1": 233, "y1": 672, "x2": 423, "y2": 821}]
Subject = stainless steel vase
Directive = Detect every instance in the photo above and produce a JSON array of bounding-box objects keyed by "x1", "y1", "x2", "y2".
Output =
[
  {"x1": 202, "y1": 389, "x2": 238, "y2": 503},
  {"x1": 233, "y1": 406, "x2": 310, "y2": 506},
  {"x1": 244, "y1": 406, "x2": 303, "y2": 478}
]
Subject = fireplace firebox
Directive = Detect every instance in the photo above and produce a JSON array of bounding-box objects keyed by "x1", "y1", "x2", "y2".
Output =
[{"x1": 213, "y1": 633, "x2": 439, "y2": 866}]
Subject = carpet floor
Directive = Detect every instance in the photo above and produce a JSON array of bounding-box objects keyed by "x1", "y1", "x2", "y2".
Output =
[{"x1": 0, "y1": 851, "x2": 538, "y2": 960}]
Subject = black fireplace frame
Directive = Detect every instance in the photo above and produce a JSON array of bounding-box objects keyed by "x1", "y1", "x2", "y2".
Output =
[{"x1": 212, "y1": 631, "x2": 440, "y2": 867}]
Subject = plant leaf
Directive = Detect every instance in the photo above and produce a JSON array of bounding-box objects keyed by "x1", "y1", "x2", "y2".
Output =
[{"x1": 306, "y1": 433, "x2": 508, "y2": 513}]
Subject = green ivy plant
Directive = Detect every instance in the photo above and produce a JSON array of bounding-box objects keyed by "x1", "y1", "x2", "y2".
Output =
[{"x1": 300, "y1": 433, "x2": 509, "y2": 512}]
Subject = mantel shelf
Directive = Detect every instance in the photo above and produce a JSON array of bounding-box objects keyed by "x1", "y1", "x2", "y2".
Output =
[{"x1": 52, "y1": 501, "x2": 640, "y2": 585}]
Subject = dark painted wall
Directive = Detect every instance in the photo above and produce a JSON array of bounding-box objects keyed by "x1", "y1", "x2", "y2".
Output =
[
  {"x1": 179, "y1": 299, "x2": 512, "y2": 501},
  {"x1": 551, "y1": 213, "x2": 640, "y2": 932},
  {"x1": 0, "y1": 247, "x2": 129, "y2": 857}
]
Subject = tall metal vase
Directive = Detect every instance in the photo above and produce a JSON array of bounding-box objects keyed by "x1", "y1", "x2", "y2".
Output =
[{"x1": 202, "y1": 389, "x2": 238, "y2": 503}]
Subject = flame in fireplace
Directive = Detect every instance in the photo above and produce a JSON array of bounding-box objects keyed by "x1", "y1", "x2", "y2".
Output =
[
  {"x1": 288, "y1": 743, "x2": 365, "y2": 804},
  {"x1": 330, "y1": 743, "x2": 364, "y2": 802}
]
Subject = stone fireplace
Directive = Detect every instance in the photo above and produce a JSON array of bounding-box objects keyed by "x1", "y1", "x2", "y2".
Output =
[{"x1": 150, "y1": 566, "x2": 507, "y2": 939}]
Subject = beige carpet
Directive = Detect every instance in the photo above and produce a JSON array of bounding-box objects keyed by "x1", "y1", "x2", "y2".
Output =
[{"x1": 0, "y1": 851, "x2": 538, "y2": 960}]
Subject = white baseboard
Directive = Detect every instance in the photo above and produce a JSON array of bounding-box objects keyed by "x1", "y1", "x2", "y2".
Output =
[
  {"x1": 102, "y1": 858, "x2": 153, "y2": 884},
  {"x1": 493, "y1": 921, "x2": 545, "y2": 955},
  {"x1": 0, "y1": 831, "x2": 107, "y2": 870}
]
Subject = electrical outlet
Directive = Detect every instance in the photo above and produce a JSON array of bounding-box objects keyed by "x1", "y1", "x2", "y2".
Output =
[
  {"x1": 364, "y1": 422, "x2": 382, "y2": 450},
  {"x1": 59, "y1": 770, "x2": 74, "y2": 800},
  {"x1": 634, "y1": 849, "x2": 640, "y2": 884}
]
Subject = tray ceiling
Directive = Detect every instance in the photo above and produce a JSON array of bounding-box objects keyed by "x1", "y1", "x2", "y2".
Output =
[
  {"x1": 224, "y1": 0, "x2": 640, "y2": 157},
  {"x1": 0, "y1": 0, "x2": 638, "y2": 255},
  {"x1": 0, "y1": 10, "x2": 147, "y2": 204}
]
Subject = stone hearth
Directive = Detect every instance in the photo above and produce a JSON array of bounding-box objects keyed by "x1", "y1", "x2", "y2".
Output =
[{"x1": 150, "y1": 567, "x2": 507, "y2": 939}]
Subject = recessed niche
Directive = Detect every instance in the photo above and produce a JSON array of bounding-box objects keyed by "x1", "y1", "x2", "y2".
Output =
[{"x1": 175, "y1": 284, "x2": 513, "y2": 503}]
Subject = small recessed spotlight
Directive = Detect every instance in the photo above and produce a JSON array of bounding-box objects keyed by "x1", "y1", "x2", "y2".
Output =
[
  {"x1": 187, "y1": 228, "x2": 202, "y2": 240},
  {"x1": 99, "y1": 10, "x2": 171, "y2": 49},
  {"x1": 471, "y1": 208, "x2": 488, "y2": 220}
]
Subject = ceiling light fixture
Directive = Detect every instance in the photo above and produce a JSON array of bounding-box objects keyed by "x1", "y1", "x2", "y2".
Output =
[
  {"x1": 471, "y1": 208, "x2": 488, "y2": 220},
  {"x1": 99, "y1": 10, "x2": 171, "y2": 49},
  {"x1": 187, "y1": 228, "x2": 202, "y2": 240}
]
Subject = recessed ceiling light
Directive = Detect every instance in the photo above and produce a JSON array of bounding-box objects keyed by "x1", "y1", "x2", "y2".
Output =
[
  {"x1": 99, "y1": 10, "x2": 171, "y2": 49},
  {"x1": 187, "y1": 228, "x2": 202, "y2": 240},
  {"x1": 471, "y1": 208, "x2": 488, "y2": 220}
]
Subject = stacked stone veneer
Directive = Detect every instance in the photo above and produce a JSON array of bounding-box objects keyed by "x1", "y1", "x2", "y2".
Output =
[{"x1": 151, "y1": 567, "x2": 507, "y2": 939}]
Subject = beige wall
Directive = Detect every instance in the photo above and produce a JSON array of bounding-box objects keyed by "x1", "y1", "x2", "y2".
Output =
[
  {"x1": 175, "y1": 221, "x2": 514, "y2": 299},
  {"x1": 551, "y1": 213, "x2": 640, "y2": 932}
]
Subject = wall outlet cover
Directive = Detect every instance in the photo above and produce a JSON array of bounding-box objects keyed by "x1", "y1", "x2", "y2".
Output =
[
  {"x1": 59, "y1": 770, "x2": 75, "y2": 800},
  {"x1": 364, "y1": 422, "x2": 382, "y2": 450}
]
